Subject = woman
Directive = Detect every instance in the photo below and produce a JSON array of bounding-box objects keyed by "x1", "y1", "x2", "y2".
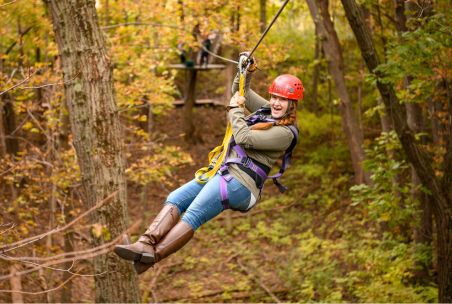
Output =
[{"x1": 114, "y1": 54, "x2": 304, "y2": 274}]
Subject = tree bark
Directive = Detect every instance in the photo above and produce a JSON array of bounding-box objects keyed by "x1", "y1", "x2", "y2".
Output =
[
  {"x1": 340, "y1": 0, "x2": 452, "y2": 301},
  {"x1": 2, "y1": 93, "x2": 19, "y2": 155},
  {"x1": 311, "y1": 29, "x2": 321, "y2": 114},
  {"x1": 184, "y1": 68, "x2": 200, "y2": 143},
  {"x1": 259, "y1": 0, "x2": 267, "y2": 34},
  {"x1": 45, "y1": 0, "x2": 140, "y2": 302},
  {"x1": 394, "y1": 0, "x2": 433, "y2": 280},
  {"x1": 0, "y1": 100, "x2": 7, "y2": 157},
  {"x1": 306, "y1": 0, "x2": 370, "y2": 184},
  {"x1": 9, "y1": 264, "x2": 23, "y2": 304}
]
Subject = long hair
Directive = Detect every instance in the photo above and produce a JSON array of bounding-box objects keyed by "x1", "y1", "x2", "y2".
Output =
[{"x1": 251, "y1": 100, "x2": 298, "y2": 130}]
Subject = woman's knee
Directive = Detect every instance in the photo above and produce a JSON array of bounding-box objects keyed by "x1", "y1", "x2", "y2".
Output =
[
  {"x1": 181, "y1": 211, "x2": 203, "y2": 231},
  {"x1": 164, "y1": 201, "x2": 183, "y2": 215}
]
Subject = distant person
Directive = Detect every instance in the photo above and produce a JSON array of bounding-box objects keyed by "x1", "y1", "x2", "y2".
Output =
[
  {"x1": 200, "y1": 36, "x2": 211, "y2": 67},
  {"x1": 176, "y1": 41, "x2": 187, "y2": 64},
  {"x1": 176, "y1": 41, "x2": 194, "y2": 68},
  {"x1": 114, "y1": 52, "x2": 304, "y2": 274}
]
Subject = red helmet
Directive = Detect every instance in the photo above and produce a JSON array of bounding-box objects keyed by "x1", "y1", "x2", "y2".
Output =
[{"x1": 268, "y1": 74, "x2": 304, "y2": 101}]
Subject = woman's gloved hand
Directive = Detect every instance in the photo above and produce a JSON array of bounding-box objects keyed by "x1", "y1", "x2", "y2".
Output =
[
  {"x1": 238, "y1": 52, "x2": 257, "y2": 73},
  {"x1": 227, "y1": 92, "x2": 246, "y2": 110}
]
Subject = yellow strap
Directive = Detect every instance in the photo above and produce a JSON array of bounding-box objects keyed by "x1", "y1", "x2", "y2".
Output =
[
  {"x1": 194, "y1": 122, "x2": 233, "y2": 184},
  {"x1": 239, "y1": 73, "x2": 245, "y2": 97},
  {"x1": 194, "y1": 71, "x2": 246, "y2": 184}
]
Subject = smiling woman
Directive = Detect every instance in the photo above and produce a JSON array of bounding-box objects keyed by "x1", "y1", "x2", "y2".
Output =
[
  {"x1": 270, "y1": 95, "x2": 290, "y2": 119},
  {"x1": 114, "y1": 52, "x2": 304, "y2": 275}
]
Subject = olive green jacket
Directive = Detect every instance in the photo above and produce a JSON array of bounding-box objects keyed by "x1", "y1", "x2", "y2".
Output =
[{"x1": 227, "y1": 73, "x2": 295, "y2": 203}]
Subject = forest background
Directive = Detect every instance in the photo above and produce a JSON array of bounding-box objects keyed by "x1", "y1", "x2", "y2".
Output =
[{"x1": 0, "y1": 0, "x2": 450, "y2": 302}]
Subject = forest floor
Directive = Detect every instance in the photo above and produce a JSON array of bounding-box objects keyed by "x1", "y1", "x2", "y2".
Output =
[
  {"x1": 6, "y1": 104, "x2": 435, "y2": 303},
  {"x1": 133, "y1": 104, "x2": 290, "y2": 302},
  {"x1": 120, "y1": 104, "x2": 345, "y2": 303}
]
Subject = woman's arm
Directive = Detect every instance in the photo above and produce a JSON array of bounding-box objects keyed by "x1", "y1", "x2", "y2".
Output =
[
  {"x1": 231, "y1": 73, "x2": 269, "y2": 113},
  {"x1": 228, "y1": 108, "x2": 293, "y2": 151}
]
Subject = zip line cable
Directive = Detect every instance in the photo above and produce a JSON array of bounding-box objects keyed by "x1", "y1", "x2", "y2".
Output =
[
  {"x1": 246, "y1": 0, "x2": 290, "y2": 60},
  {"x1": 201, "y1": 46, "x2": 239, "y2": 64},
  {"x1": 200, "y1": 0, "x2": 291, "y2": 65}
]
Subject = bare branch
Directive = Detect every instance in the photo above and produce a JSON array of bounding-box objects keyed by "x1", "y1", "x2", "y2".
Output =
[
  {"x1": 0, "y1": 165, "x2": 14, "y2": 178},
  {"x1": 101, "y1": 22, "x2": 180, "y2": 30},
  {"x1": 0, "y1": 190, "x2": 118, "y2": 253},
  {"x1": 3, "y1": 257, "x2": 106, "y2": 278},
  {"x1": 0, "y1": 223, "x2": 15, "y2": 235},
  {"x1": 235, "y1": 257, "x2": 281, "y2": 303},
  {"x1": 0, "y1": 273, "x2": 76, "y2": 295},
  {"x1": 26, "y1": 108, "x2": 52, "y2": 141},
  {"x1": 20, "y1": 71, "x2": 80, "y2": 90},
  {"x1": 0, "y1": 69, "x2": 39, "y2": 97},
  {"x1": 0, "y1": 0, "x2": 18, "y2": 9},
  {"x1": 3, "y1": 219, "x2": 142, "y2": 263},
  {"x1": 9, "y1": 115, "x2": 30, "y2": 136},
  {"x1": 0, "y1": 220, "x2": 141, "y2": 281}
]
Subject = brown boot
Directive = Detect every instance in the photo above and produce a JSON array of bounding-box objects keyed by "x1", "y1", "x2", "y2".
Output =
[
  {"x1": 114, "y1": 204, "x2": 179, "y2": 264},
  {"x1": 154, "y1": 221, "x2": 194, "y2": 262},
  {"x1": 132, "y1": 221, "x2": 194, "y2": 274}
]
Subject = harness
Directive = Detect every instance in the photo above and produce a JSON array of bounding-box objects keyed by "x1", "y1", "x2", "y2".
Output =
[
  {"x1": 216, "y1": 108, "x2": 299, "y2": 211},
  {"x1": 192, "y1": 0, "x2": 294, "y2": 210}
]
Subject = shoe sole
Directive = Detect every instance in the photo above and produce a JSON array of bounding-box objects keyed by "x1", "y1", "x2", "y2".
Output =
[
  {"x1": 114, "y1": 246, "x2": 141, "y2": 261},
  {"x1": 113, "y1": 246, "x2": 155, "y2": 264},
  {"x1": 134, "y1": 261, "x2": 153, "y2": 274}
]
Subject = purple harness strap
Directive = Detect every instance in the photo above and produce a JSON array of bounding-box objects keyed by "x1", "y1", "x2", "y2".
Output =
[
  {"x1": 219, "y1": 165, "x2": 233, "y2": 210},
  {"x1": 218, "y1": 108, "x2": 299, "y2": 210}
]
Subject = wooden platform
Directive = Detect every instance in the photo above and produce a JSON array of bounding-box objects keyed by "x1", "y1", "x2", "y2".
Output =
[
  {"x1": 173, "y1": 98, "x2": 225, "y2": 106},
  {"x1": 168, "y1": 64, "x2": 226, "y2": 70}
]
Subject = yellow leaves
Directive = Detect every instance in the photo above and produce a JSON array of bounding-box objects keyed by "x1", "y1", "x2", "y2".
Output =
[
  {"x1": 91, "y1": 223, "x2": 103, "y2": 238},
  {"x1": 22, "y1": 121, "x2": 34, "y2": 131},
  {"x1": 126, "y1": 145, "x2": 193, "y2": 186},
  {"x1": 91, "y1": 223, "x2": 111, "y2": 240}
]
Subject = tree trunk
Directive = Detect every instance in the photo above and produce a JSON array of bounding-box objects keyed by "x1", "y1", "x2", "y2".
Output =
[
  {"x1": 0, "y1": 100, "x2": 7, "y2": 157},
  {"x1": 395, "y1": 0, "x2": 433, "y2": 281},
  {"x1": 184, "y1": 68, "x2": 200, "y2": 143},
  {"x1": 9, "y1": 264, "x2": 23, "y2": 303},
  {"x1": 340, "y1": 0, "x2": 452, "y2": 300},
  {"x1": 311, "y1": 29, "x2": 321, "y2": 114},
  {"x1": 2, "y1": 93, "x2": 19, "y2": 155},
  {"x1": 306, "y1": 0, "x2": 370, "y2": 184},
  {"x1": 259, "y1": 0, "x2": 267, "y2": 33},
  {"x1": 45, "y1": 0, "x2": 140, "y2": 302}
]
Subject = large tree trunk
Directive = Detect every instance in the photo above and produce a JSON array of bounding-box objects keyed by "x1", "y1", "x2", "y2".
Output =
[
  {"x1": 394, "y1": 0, "x2": 433, "y2": 280},
  {"x1": 45, "y1": 0, "x2": 140, "y2": 302},
  {"x1": 306, "y1": 0, "x2": 370, "y2": 184},
  {"x1": 340, "y1": 0, "x2": 452, "y2": 301}
]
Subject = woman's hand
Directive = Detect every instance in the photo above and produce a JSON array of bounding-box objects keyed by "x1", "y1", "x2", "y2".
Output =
[
  {"x1": 239, "y1": 52, "x2": 257, "y2": 73},
  {"x1": 228, "y1": 92, "x2": 246, "y2": 109}
]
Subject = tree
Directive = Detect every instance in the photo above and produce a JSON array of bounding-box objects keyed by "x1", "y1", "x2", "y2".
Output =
[
  {"x1": 393, "y1": 0, "x2": 432, "y2": 281},
  {"x1": 340, "y1": 0, "x2": 452, "y2": 300},
  {"x1": 44, "y1": 0, "x2": 140, "y2": 302},
  {"x1": 259, "y1": 0, "x2": 267, "y2": 33},
  {"x1": 306, "y1": 0, "x2": 370, "y2": 184}
]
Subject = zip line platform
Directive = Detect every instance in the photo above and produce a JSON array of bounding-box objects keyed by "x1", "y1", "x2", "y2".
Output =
[
  {"x1": 168, "y1": 64, "x2": 227, "y2": 70},
  {"x1": 173, "y1": 98, "x2": 225, "y2": 107}
]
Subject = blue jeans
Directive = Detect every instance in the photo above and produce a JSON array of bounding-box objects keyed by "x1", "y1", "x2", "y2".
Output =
[{"x1": 166, "y1": 174, "x2": 252, "y2": 230}]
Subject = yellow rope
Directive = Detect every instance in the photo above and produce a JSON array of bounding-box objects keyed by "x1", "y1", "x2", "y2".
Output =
[{"x1": 195, "y1": 73, "x2": 246, "y2": 184}]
